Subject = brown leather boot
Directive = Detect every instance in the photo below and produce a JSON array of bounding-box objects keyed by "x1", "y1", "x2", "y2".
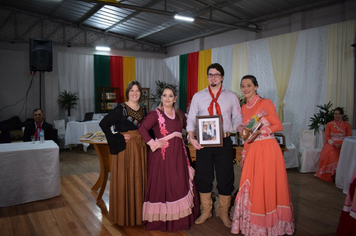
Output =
[
  {"x1": 219, "y1": 195, "x2": 232, "y2": 228},
  {"x1": 195, "y1": 192, "x2": 213, "y2": 224}
]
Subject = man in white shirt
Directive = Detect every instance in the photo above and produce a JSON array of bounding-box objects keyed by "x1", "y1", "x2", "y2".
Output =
[{"x1": 187, "y1": 63, "x2": 243, "y2": 228}]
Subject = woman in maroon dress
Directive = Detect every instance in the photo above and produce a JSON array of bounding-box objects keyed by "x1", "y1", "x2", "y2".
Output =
[{"x1": 138, "y1": 85, "x2": 199, "y2": 232}]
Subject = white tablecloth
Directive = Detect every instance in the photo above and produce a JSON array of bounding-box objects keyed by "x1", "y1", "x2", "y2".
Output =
[
  {"x1": 336, "y1": 136, "x2": 356, "y2": 194},
  {"x1": 0, "y1": 141, "x2": 61, "y2": 207},
  {"x1": 65, "y1": 120, "x2": 101, "y2": 151}
]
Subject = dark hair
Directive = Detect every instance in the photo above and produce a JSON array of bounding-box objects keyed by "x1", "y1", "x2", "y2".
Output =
[
  {"x1": 207, "y1": 63, "x2": 225, "y2": 76},
  {"x1": 33, "y1": 108, "x2": 44, "y2": 114},
  {"x1": 334, "y1": 107, "x2": 344, "y2": 115},
  {"x1": 240, "y1": 75, "x2": 258, "y2": 87},
  {"x1": 160, "y1": 85, "x2": 183, "y2": 126},
  {"x1": 125, "y1": 81, "x2": 143, "y2": 103}
]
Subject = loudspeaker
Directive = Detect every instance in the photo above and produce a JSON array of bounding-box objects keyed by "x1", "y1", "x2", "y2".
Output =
[{"x1": 29, "y1": 38, "x2": 53, "y2": 72}]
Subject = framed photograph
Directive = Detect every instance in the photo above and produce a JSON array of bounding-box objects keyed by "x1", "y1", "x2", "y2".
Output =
[
  {"x1": 274, "y1": 133, "x2": 285, "y2": 146},
  {"x1": 141, "y1": 88, "x2": 150, "y2": 111},
  {"x1": 196, "y1": 115, "x2": 223, "y2": 147}
]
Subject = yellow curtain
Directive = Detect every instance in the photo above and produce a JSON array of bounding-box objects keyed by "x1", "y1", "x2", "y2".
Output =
[
  {"x1": 326, "y1": 19, "x2": 356, "y2": 124},
  {"x1": 198, "y1": 49, "x2": 211, "y2": 91},
  {"x1": 123, "y1": 57, "x2": 136, "y2": 101},
  {"x1": 232, "y1": 42, "x2": 248, "y2": 95},
  {"x1": 269, "y1": 32, "x2": 299, "y2": 121}
]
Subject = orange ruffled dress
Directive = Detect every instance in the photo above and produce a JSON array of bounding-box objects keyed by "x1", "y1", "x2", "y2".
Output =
[
  {"x1": 314, "y1": 120, "x2": 351, "y2": 182},
  {"x1": 231, "y1": 95, "x2": 294, "y2": 235}
]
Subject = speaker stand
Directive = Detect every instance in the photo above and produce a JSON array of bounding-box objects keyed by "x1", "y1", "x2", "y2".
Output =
[{"x1": 39, "y1": 71, "x2": 42, "y2": 109}]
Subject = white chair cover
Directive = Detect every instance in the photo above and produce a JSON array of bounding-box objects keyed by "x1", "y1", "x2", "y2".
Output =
[
  {"x1": 298, "y1": 130, "x2": 321, "y2": 173},
  {"x1": 280, "y1": 123, "x2": 299, "y2": 168}
]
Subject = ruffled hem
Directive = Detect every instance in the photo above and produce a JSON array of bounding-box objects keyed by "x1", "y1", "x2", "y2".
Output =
[
  {"x1": 314, "y1": 162, "x2": 338, "y2": 177},
  {"x1": 142, "y1": 166, "x2": 196, "y2": 222},
  {"x1": 231, "y1": 180, "x2": 294, "y2": 236}
]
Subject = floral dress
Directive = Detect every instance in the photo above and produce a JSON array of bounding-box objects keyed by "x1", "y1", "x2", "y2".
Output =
[
  {"x1": 231, "y1": 95, "x2": 294, "y2": 235},
  {"x1": 138, "y1": 108, "x2": 200, "y2": 232},
  {"x1": 314, "y1": 120, "x2": 351, "y2": 182}
]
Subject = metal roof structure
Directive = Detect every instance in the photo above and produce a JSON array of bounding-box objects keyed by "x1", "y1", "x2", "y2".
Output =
[{"x1": 0, "y1": 0, "x2": 343, "y2": 54}]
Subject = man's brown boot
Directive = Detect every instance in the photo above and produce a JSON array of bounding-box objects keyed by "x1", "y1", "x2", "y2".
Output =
[{"x1": 195, "y1": 192, "x2": 213, "y2": 224}]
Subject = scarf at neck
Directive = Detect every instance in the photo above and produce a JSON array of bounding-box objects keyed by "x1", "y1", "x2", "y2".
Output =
[{"x1": 207, "y1": 85, "x2": 222, "y2": 117}]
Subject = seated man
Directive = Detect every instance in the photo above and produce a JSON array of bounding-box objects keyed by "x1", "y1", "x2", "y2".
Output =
[
  {"x1": 0, "y1": 123, "x2": 12, "y2": 143},
  {"x1": 23, "y1": 108, "x2": 57, "y2": 142}
]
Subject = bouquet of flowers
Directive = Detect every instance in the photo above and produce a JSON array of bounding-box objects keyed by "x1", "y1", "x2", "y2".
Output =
[{"x1": 241, "y1": 108, "x2": 268, "y2": 141}]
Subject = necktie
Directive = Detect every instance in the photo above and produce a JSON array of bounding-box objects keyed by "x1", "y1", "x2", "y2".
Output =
[
  {"x1": 207, "y1": 85, "x2": 222, "y2": 119},
  {"x1": 35, "y1": 123, "x2": 42, "y2": 141}
]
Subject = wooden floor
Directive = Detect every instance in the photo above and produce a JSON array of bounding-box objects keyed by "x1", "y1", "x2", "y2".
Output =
[{"x1": 0, "y1": 145, "x2": 347, "y2": 236}]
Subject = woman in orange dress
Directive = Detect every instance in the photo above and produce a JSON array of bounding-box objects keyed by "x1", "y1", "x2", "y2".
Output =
[
  {"x1": 231, "y1": 75, "x2": 294, "y2": 235},
  {"x1": 314, "y1": 107, "x2": 351, "y2": 182}
]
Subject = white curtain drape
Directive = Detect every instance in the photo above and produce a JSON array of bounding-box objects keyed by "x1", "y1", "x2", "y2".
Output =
[
  {"x1": 212, "y1": 45, "x2": 234, "y2": 91},
  {"x1": 58, "y1": 52, "x2": 94, "y2": 120},
  {"x1": 269, "y1": 32, "x2": 299, "y2": 122},
  {"x1": 326, "y1": 20, "x2": 356, "y2": 124},
  {"x1": 136, "y1": 57, "x2": 179, "y2": 111},
  {"x1": 284, "y1": 26, "x2": 328, "y2": 148},
  {"x1": 247, "y1": 38, "x2": 279, "y2": 109}
]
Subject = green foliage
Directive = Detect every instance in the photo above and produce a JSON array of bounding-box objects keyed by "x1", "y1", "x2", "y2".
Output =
[
  {"x1": 150, "y1": 81, "x2": 178, "y2": 107},
  {"x1": 309, "y1": 101, "x2": 348, "y2": 134},
  {"x1": 57, "y1": 90, "x2": 79, "y2": 116}
]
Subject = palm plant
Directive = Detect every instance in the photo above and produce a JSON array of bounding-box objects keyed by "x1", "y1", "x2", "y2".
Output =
[
  {"x1": 309, "y1": 101, "x2": 348, "y2": 134},
  {"x1": 57, "y1": 90, "x2": 79, "y2": 116},
  {"x1": 150, "y1": 81, "x2": 178, "y2": 107}
]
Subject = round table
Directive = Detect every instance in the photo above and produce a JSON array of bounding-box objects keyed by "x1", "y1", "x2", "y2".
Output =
[{"x1": 335, "y1": 136, "x2": 356, "y2": 194}]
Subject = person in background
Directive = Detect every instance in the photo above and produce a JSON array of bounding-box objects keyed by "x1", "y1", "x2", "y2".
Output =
[
  {"x1": 231, "y1": 75, "x2": 294, "y2": 235},
  {"x1": 314, "y1": 107, "x2": 351, "y2": 182},
  {"x1": 23, "y1": 108, "x2": 56, "y2": 142},
  {"x1": 99, "y1": 81, "x2": 148, "y2": 226},
  {"x1": 138, "y1": 85, "x2": 199, "y2": 232},
  {"x1": 186, "y1": 63, "x2": 243, "y2": 228}
]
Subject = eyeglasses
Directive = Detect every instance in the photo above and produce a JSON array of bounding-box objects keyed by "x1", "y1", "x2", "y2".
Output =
[{"x1": 208, "y1": 73, "x2": 221, "y2": 78}]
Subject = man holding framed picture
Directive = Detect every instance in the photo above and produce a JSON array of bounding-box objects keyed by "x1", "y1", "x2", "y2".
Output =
[{"x1": 187, "y1": 63, "x2": 243, "y2": 228}]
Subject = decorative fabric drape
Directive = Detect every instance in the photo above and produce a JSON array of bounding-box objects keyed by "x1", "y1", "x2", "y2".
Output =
[
  {"x1": 212, "y1": 45, "x2": 235, "y2": 93},
  {"x1": 269, "y1": 32, "x2": 299, "y2": 122},
  {"x1": 94, "y1": 55, "x2": 110, "y2": 112},
  {"x1": 58, "y1": 52, "x2": 94, "y2": 120},
  {"x1": 197, "y1": 49, "x2": 211, "y2": 91},
  {"x1": 179, "y1": 54, "x2": 188, "y2": 113},
  {"x1": 110, "y1": 56, "x2": 124, "y2": 103},
  {"x1": 187, "y1": 52, "x2": 199, "y2": 112},
  {"x1": 136, "y1": 57, "x2": 179, "y2": 111},
  {"x1": 232, "y1": 43, "x2": 247, "y2": 95},
  {"x1": 123, "y1": 57, "x2": 136, "y2": 101},
  {"x1": 326, "y1": 19, "x2": 356, "y2": 124}
]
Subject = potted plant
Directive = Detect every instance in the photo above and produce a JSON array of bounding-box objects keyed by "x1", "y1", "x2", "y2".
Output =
[
  {"x1": 309, "y1": 101, "x2": 348, "y2": 134},
  {"x1": 57, "y1": 90, "x2": 79, "y2": 117},
  {"x1": 150, "y1": 81, "x2": 178, "y2": 107}
]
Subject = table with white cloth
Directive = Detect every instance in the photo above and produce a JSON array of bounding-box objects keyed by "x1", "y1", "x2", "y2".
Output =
[
  {"x1": 64, "y1": 120, "x2": 101, "y2": 151},
  {"x1": 0, "y1": 140, "x2": 61, "y2": 207},
  {"x1": 336, "y1": 136, "x2": 356, "y2": 194}
]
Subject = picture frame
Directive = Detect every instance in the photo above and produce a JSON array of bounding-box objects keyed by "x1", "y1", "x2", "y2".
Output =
[
  {"x1": 196, "y1": 115, "x2": 223, "y2": 147},
  {"x1": 141, "y1": 88, "x2": 150, "y2": 111},
  {"x1": 274, "y1": 133, "x2": 286, "y2": 146}
]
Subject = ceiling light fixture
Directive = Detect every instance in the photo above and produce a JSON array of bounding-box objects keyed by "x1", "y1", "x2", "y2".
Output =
[
  {"x1": 174, "y1": 14, "x2": 194, "y2": 22},
  {"x1": 96, "y1": 46, "x2": 111, "y2": 51}
]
